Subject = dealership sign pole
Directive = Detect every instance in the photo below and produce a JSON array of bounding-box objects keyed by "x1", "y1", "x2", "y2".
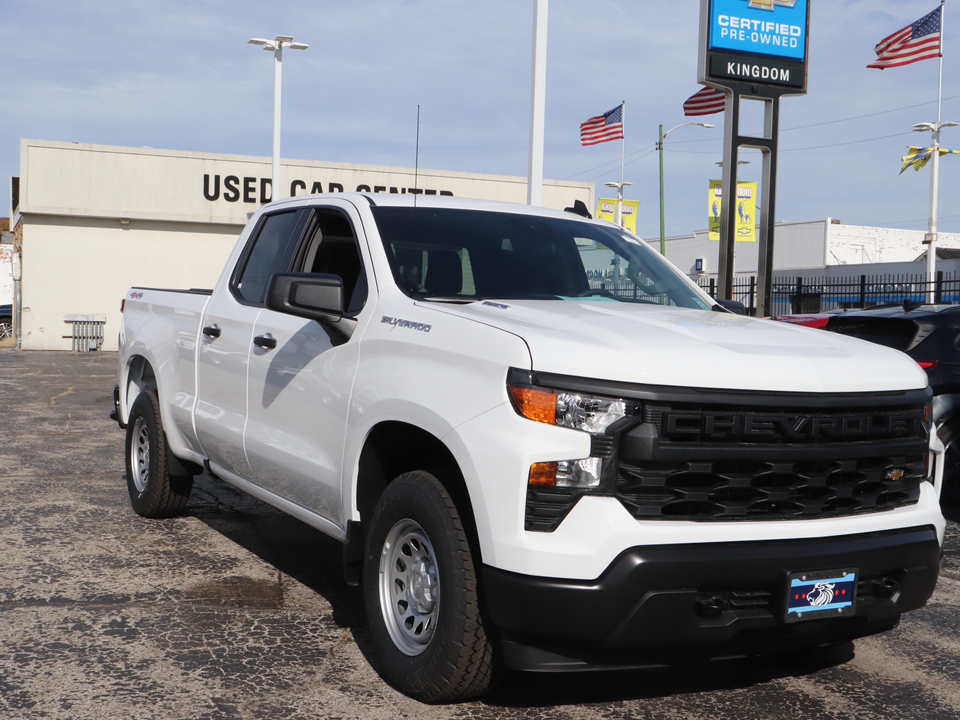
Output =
[{"x1": 698, "y1": 0, "x2": 809, "y2": 316}]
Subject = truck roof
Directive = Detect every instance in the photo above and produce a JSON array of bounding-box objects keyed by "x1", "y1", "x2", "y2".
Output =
[{"x1": 268, "y1": 191, "x2": 594, "y2": 223}]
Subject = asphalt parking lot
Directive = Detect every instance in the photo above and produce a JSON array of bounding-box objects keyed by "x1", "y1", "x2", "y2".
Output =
[{"x1": 2, "y1": 348, "x2": 959, "y2": 719}]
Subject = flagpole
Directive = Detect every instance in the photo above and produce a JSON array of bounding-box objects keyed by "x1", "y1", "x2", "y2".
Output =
[
  {"x1": 939, "y1": 0, "x2": 945, "y2": 126},
  {"x1": 620, "y1": 101, "x2": 626, "y2": 227},
  {"x1": 926, "y1": 0, "x2": 946, "y2": 301}
]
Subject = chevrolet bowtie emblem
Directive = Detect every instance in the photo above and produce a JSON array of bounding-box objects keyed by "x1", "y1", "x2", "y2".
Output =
[
  {"x1": 746, "y1": 0, "x2": 798, "y2": 9},
  {"x1": 885, "y1": 468, "x2": 905, "y2": 481}
]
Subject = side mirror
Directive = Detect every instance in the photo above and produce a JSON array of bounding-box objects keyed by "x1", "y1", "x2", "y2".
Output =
[{"x1": 266, "y1": 273, "x2": 344, "y2": 321}]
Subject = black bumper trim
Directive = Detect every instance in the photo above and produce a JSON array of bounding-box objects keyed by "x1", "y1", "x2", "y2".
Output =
[{"x1": 483, "y1": 526, "x2": 941, "y2": 671}]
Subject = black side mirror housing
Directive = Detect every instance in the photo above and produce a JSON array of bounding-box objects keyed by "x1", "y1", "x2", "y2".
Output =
[{"x1": 266, "y1": 273, "x2": 344, "y2": 322}]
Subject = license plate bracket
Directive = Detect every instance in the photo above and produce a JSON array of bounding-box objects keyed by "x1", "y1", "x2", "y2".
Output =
[{"x1": 785, "y1": 567, "x2": 857, "y2": 624}]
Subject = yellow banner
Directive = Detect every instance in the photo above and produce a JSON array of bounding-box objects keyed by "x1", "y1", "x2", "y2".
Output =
[
  {"x1": 596, "y1": 198, "x2": 639, "y2": 235},
  {"x1": 708, "y1": 180, "x2": 757, "y2": 242}
]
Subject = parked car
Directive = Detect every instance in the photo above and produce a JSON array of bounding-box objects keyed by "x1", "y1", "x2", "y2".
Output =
[
  {"x1": 774, "y1": 302, "x2": 913, "y2": 329},
  {"x1": 779, "y1": 302, "x2": 960, "y2": 504},
  {"x1": 0, "y1": 304, "x2": 12, "y2": 339}
]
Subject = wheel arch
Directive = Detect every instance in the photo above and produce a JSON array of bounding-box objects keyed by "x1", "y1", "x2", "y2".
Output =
[
  {"x1": 344, "y1": 421, "x2": 480, "y2": 585},
  {"x1": 123, "y1": 354, "x2": 158, "y2": 421},
  {"x1": 122, "y1": 353, "x2": 201, "y2": 479}
]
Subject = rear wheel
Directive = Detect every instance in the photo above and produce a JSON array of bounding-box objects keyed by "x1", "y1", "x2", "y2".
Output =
[
  {"x1": 125, "y1": 390, "x2": 193, "y2": 517},
  {"x1": 363, "y1": 471, "x2": 498, "y2": 702}
]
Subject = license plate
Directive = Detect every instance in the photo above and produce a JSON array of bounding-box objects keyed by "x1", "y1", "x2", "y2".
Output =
[{"x1": 785, "y1": 568, "x2": 857, "y2": 623}]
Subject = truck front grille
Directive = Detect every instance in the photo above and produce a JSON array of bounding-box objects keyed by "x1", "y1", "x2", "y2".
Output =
[
  {"x1": 617, "y1": 454, "x2": 926, "y2": 520},
  {"x1": 613, "y1": 388, "x2": 930, "y2": 522}
]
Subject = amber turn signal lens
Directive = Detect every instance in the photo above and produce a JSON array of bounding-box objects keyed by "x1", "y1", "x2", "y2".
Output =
[
  {"x1": 508, "y1": 385, "x2": 557, "y2": 425},
  {"x1": 529, "y1": 462, "x2": 558, "y2": 486}
]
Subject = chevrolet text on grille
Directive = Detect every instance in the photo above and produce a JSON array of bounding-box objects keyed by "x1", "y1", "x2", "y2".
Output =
[{"x1": 664, "y1": 411, "x2": 923, "y2": 439}]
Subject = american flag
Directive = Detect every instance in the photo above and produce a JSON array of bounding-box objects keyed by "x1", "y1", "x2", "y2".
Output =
[
  {"x1": 867, "y1": 6, "x2": 942, "y2": 69},
  {"x1": 684, "y1": 87, "x2": 725, "y2": 116},
  {"x1": 580, "y1": 104, "x2": 624, "y2": 146}
]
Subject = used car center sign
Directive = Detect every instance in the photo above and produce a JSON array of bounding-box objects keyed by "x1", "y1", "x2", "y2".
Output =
[{"x1": 700, "y1": 0, "x2": 809, "y2": 93}]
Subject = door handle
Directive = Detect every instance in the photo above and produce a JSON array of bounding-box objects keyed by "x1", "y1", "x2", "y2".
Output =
[
  {"x1": 202, "y1": 325, "x2": 221, "y2": 339},
  {"x1": 253, "y1": 334, "x2": 277, "y2": 350}
]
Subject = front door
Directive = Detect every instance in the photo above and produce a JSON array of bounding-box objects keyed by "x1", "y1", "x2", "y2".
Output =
[{"x1": 243, "y1": 202, "x2": 372, "y2": 524}]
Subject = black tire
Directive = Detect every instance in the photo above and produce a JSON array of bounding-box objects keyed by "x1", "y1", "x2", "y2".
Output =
[
  {"x1": 363, "y1": 471, "x2": 499, "y2": 703},
  {"x1": 0, "y1": 317, "x2": 12, "y2": 339},
  {"x1": 938, "y1": 421, "x2": 960, "y2": 506},
  {"x1": 125, "y1": 390, "x2": 193, "y2": 517}
]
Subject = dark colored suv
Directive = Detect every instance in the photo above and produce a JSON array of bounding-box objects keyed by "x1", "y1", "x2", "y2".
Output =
[{"x1": 815, "y1": 303, "x2": 960, "y2": 504}]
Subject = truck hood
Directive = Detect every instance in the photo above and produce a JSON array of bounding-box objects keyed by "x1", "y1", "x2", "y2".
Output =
[{"x1": 421, "y1": 300, "x2": 928, "y2": 393}]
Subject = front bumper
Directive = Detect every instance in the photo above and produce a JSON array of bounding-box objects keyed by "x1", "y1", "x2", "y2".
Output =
[{"x1": 483, "y1": 526, "x2": 941, "y2": 671}]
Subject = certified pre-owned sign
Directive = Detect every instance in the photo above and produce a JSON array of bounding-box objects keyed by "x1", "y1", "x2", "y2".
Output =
[
  {"x1": 700, "y1": 0, "x2": 809, "y2": 93},
  {"x1": 710, "y1": 0, "x2": 807, "y2": 61}
]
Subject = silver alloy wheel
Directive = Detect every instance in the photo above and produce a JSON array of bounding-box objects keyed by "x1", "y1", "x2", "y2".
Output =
[
  {"x1": 130, "y1": 416, "x2": 151, "y2": 493},
  {"x1": 377, "y1": 518, "x2": 440, "y2": 656}
]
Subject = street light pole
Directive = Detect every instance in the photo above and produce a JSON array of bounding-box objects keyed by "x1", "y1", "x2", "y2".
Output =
[
  {"x1": 249, "y1": 35, "x2": 309, "y2": 202},
  {"x1": 658, "y1": 122, "x2": 714, "y2": 256},
  {"x1": 913, "y1": 120, "x2": 959, "y2": 302},
  {"x1": 605, "y1": 180, "x2": 632, "y2": 284}
]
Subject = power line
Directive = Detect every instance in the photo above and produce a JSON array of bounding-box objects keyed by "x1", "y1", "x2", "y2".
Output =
[
  {"x1": 780, "y1": 93, "x2": 960, "y2": 132},
  {"x1": 780, "y1": 132, "x2": 915, "y2": 152},
  {"x1": 657, "y1": 93, "x2": 960, "y2": 145},
  {"x1": 584, "y1": 148, "x2": 657, "y2": 183},
  {"x1": 565, "y1": 94, "x2": 960, "y2": 176},
  {"x1": 873, "y1": 212, "x2": 960, "y2": 229},
  {"x1": 564, "y1": 144, "x2": 656, "y2": 180},
  {"x1": 664, "y1": 130, "x2": 916, "y2": 154}
]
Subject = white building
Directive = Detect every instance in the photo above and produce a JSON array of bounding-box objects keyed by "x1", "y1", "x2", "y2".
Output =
[
  {"x1": 663, "y1": 218, "x2": 960, "y2": 279},
  {"x1": 11, "y1": 139, "x2": 594, "y2": 351}
]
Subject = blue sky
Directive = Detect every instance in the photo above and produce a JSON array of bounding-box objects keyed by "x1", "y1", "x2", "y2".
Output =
[{"x1": 2, "y1": 0, "x2": 958, "y2": 238}]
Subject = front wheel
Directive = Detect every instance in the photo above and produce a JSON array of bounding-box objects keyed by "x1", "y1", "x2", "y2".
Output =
[
  {"x1": 125, "y1": 390, "x2": 193, "y2": 517},
  {"x1": 363, "y1": 471, "x2": 498, "y2": 702}
]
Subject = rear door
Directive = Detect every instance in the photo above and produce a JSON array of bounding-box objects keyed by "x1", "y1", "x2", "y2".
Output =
[{"x1": 243, "y1": 200, "x2": 372, "y2": 523}]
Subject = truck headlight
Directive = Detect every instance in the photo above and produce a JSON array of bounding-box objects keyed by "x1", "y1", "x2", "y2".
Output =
[
  {"x1": 507, "y1": 370, "x2": 634, "y2": 490},
  {"x1": 509, "y1": 384, "x2": 628, "y2": 434}
]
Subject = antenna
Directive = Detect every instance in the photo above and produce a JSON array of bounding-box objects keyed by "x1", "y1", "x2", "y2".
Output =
[
  {"x1": 414, "y1": 105, "x2": 420, "y2": 202},
  {"x1": 411, "y1": 105, "x2": 420, "y2": 293}
]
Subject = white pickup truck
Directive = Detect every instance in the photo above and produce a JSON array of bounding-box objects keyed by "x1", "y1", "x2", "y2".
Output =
[{"x1": 116, "y1": 193, "x2": 945, "y2": 702}]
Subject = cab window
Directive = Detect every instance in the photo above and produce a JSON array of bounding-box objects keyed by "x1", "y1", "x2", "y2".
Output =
[
  {"x1": 234, "y1": 209, "x2": 305, "y2": 305},
  {"x1": 294, "y1": 209, "x2": 368, "y2": 314}
]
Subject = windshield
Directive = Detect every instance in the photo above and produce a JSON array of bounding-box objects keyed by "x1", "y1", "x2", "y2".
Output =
[{"x1": 371, "y1": 206, "x2": 711, "y2": 310}]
